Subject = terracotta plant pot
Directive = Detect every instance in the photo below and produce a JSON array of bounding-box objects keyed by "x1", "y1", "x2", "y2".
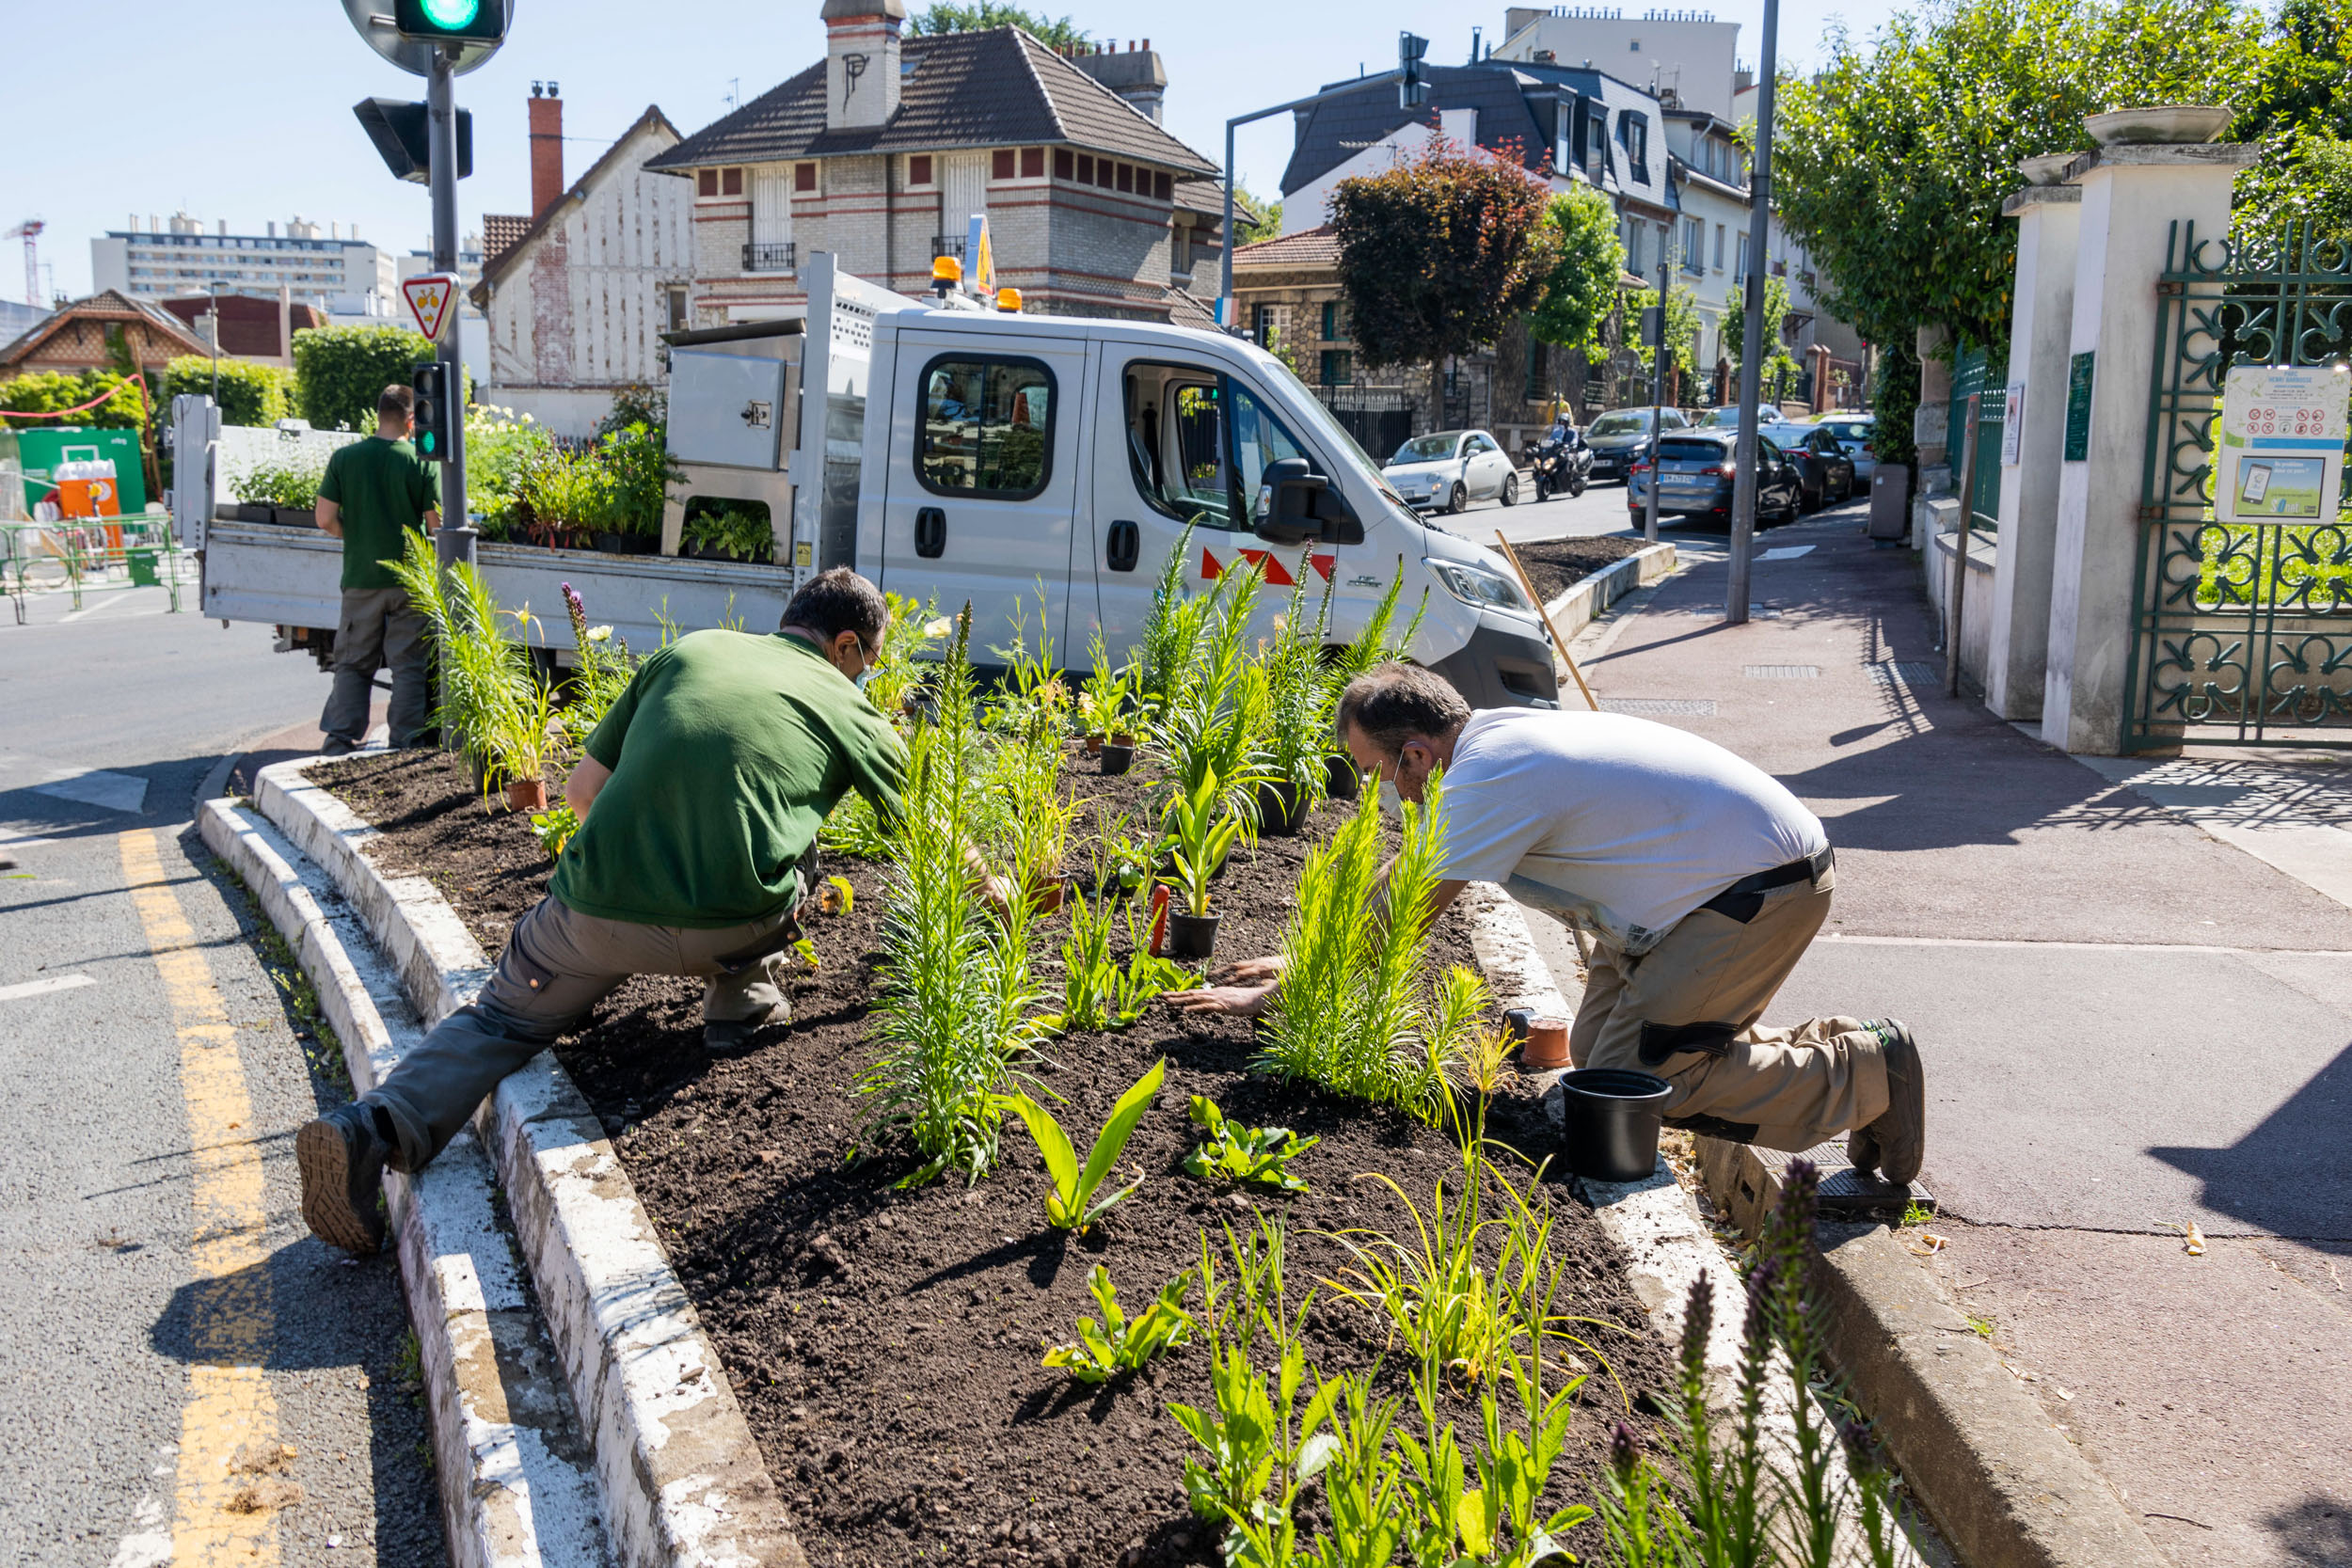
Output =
[
  {"x1": 1165, "y1": 910, "x2": 1220, "y2": 961},
  {"x1": 1326, "y1": 752, "x2": 1362, "y2": 800},
  {"x1": 1257, "y1": 780, "x2": 1311, "y2": 837},
  {"x1": 1086, "y1": 735, "x2": 1104, "y2": 756},
  {"x1": 1518, "y1": 1015, "x2": 1572, "y2": 1071},
  {"x1": 507, "y1": 777, "x2": 550, "y2": 814},
  {"x1": 1100, "y1": 742, "x2": 1135, "y2": 776},
  {"x1": 1026, "y1": 873, "x2": 1066, "y2": 916}
]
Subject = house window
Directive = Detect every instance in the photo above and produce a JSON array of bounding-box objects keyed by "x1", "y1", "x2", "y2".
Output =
[
  {"x1": 722, "y1": 167, "x2": 743, "y2": 196},
  {"x1": 1320, "y1": 349, "x2": 1353, "y2": 386},
  {"x1": 698, "y1": 169, "x2": 719, "y2": 197},
  {"x1": 1736, "y1": 230, "x2": 1749, "y2": 276},
  {"x1": 666, "y1": 286, "x2": 690, "y2": 331},
  {"x1": 795, "y1": 162, "x2": 818, "y2": 193},
  {"x1": 1624, "y1": 115, "x2": 1647, "y2": 173},
  {"x1": 1076, "y1": 153, "x2": 1093, "y2": 183},
  {"x1": 992, "y1": 148, "x2": 1017, "y2": 180},
  {"x1": 1626, "y1": 220, "x2": 1645, "y2": 276},
  {"x1": 1055, "y1": 148, "x2": 1074, "y2": 180},
  {"x1": 1116, "y1": 163, "x2": 1134, "y2": 193},
  {"x1": 1251, "y1": 304, "x2": 1272, "y2": 346},
  {"x1": 1153, "y1": 171, "x2": 1171, "y2": 200},
  {"x1": 1021, "y1": 146, "x2": 1044, "y2": 178},
  {"x1": 1320, "y1": 300, "x2": 1348, "y2": 341},
  {"x1": 915, "y1": 356, "x2": 1057, "y2": 499},
  {"x1": 908, "y1": 154, "x2": 934, "y2": 186},
  {"x1": 1683, "y1": 218, "x2": 1704, "y2": 273},
  {"x1": 1714, "y1": 223, "x2": 1725, "y2": 270},
  {"x1": 1095, "y1": 158, "x2": 1114, "y2": 190}
]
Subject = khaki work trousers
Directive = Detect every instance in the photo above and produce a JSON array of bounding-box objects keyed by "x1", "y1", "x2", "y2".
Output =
[
  {"x1": 365, "y1": 891, "x2": 796, "y2": 1172},
  {"x1": 1564, "y1": 866, "x2": 1890, "y2": 1151},
  {"x1": 323, "y1": 586, "x2": 431, "y2": 747}
]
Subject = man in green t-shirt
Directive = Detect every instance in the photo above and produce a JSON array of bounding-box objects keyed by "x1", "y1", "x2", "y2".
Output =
[
  {"x1": 294, "y1": 568, "x2": 962, "y2": 1255},
  {"x1": 315, "y1": 382, "x2": 440, "y2": 754}
]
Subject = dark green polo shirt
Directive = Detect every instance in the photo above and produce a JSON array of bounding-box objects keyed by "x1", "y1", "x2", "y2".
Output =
[
  {"x1": 551, "y1": 630, "x2": 907, "y2": 927},
  {"x1": 319, "y1": 436, "x2": 437, "y2": 591}
]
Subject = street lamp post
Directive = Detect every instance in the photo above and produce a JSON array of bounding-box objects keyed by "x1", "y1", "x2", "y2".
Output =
[
  {"x1": 1726, "y1": 0, "x2": 1781, "y2": 625},
  {"x1": 1645, "y1": 240, "x2": 1670, "y2": 544}
]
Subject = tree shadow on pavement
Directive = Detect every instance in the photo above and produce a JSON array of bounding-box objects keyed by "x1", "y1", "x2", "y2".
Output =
[
  {"x1": 2265, "y1": 1492, "x2": 2352, "y2": 1566},
  {"x1": 2149, "y1": 1038, "x2": 2352, "y2": 1249}
]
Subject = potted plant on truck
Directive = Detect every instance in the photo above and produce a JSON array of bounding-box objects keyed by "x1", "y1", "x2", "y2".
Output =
[{"x1": 1158, "y1": 768, "x2": 1244, "y2": 959}]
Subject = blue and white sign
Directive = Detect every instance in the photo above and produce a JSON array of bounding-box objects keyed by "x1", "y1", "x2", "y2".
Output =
[{"x1": 2216, "y1": 364, "x2": 2348, "y2": 523}]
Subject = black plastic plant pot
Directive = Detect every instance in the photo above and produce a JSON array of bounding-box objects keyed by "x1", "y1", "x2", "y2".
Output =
[
  {"x1": 1165, "y1": 911, "x2": 1219, "y2": 960},
  {"x1": 1325, "y1": 752, "x2": 1362, "y2": 800},
  {"x1": 1100, "y1": 742, "x2": 1135, "y2": 776},
  {"x1": 1257, "y1": 780, "x2": 1311, "y2": 837},
  {"x1": 1557, "y1": 1068, "x2": 1675, "y2": 1182}
]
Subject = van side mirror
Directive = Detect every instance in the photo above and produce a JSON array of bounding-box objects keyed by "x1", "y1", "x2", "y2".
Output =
[{"x1": 1254, "y1": 456, "x2": 1363, "y2": 547}]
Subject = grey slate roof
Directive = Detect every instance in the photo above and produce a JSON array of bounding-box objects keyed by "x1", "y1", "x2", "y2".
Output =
[{"x1": 646, "y1": 28, "x2": 1217, "y2": 177}]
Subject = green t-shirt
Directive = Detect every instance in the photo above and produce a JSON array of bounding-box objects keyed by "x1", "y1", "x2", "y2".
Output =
[
  {"x1": 550, "y1": 630, "x2": 907, "y2": 928},
  {"x1": 319, "y1": 436, "x2": 437, "y2": 592}
]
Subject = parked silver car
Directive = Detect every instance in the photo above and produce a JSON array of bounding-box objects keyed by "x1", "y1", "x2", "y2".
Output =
[
  {"x1": 1382, "y1": 429, "x2": 1522, "y2": 514},
  {"x1": 1811, "y1": 415, "x2": 1879, "y2": 485}
]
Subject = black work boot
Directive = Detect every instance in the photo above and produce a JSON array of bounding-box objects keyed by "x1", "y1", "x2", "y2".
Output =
[
  {"x1": 320, "y1": 736, "x2": 358, "y2": 758},
  {"x1": 296, "y1": 1102, "x2": 389, "y2": 1255},
  {"x1": 1849, "y1": 1020, "x2": 1925, "y2": 1185}
]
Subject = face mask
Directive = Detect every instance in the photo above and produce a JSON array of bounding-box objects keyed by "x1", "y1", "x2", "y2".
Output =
[
  {"x1": 1377, "y1": 780, "x2": 1402, "y2": 816},
  {"x1": 853, "y1": 666, "x2": 873, "y2": 689}
]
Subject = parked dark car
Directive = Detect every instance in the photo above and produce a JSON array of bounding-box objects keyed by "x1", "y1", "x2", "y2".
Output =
[
  {"x1": 1627, "y1": 431, "x2": 1804, "y2": 528},
  {"x1": 1582, "y1": 406, "x2": 1691, "y2": 484},
  {"x1": 1758, "y1": 421, "x2": 1861, "y2": 510}
]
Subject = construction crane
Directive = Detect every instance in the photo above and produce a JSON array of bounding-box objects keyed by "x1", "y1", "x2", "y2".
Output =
[{"x1": 5, "y1": 219, "x2": 43, "y2": 308}]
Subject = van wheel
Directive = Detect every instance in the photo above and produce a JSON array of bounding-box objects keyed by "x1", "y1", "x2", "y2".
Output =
[
  {"x1": 1502, "y1": 473, "x2": 1520, "y2": 507},
  {"x1": 1448, "y1": 482, "x2": 1468, "y2": 515}
]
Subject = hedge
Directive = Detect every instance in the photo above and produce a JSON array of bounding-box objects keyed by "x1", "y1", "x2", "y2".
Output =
[
  {"x1": 0, "y1": 370, "x2": 148, "y2": 431},
  {"x1": 291, "y1": 324, "x2": 437, "y2": 432},
  {"x1": 164, "y1": 356, "x2": 293, "y2": 429}
]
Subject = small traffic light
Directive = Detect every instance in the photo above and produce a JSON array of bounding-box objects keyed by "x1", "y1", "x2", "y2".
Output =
[
  {"x1": 392, "y1": 0, "x2": 508, "y2": 46},
  {"x1": 354, "y1": 99, "x2": 472, "y2": 184},
  {"x1": 411, "y1": 362, "x2": 449, "y2": 462},
  {"x1": 1399, "y1": 32, "x2": 1430, "y2": 110}
]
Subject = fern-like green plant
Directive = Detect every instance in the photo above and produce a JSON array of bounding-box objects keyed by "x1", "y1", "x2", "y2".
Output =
[{"x1": 386, "y1": 531, "x2": 541, "y2": 795}]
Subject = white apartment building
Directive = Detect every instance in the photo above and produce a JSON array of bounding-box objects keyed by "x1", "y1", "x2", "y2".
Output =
[
  {"x1": 1494, "y1": 5, "x2": 1743, "y2": 120},
  {"x1": 90, "y1": 214, "x2": 398, "y2": 319}
]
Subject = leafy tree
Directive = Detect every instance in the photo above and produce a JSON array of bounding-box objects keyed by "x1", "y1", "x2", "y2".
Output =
[
  {"x1": 163, "y1": 356, "x2": 293, "y2": 429},
  {"x1": 1328, "y1": 136, "x2": 1558, "y2": 412},
  {"x1": 1627, "y1": 282, "x2": 1703, "y2": 396},
  {"x1": 1871, "y1": 335, "x2": 1921, "y2": 467},
  {"x1": 907, "y1": 1, "x2": 1089, "y2": 47},
  {"x1": 1772, "y1": 0, "x2": 2263, "y2": 355},
  {"x1": 2233, "y1": 0, "x2": 2352, "y2": 245},
  {"x1": 1231, "y1": 183, "x2": 1283, "y2": 244},
  {"x1": 1528, "y1": 184, "x2": 1626, "y2": 363},
  {"x1": 0, "y1": 371, "x2": 145, "y2": 431},
  {"x1": 292, "y1": 324, "x2": 438, "y2": 433},
  {"x1": 1720, "y1": 276, "x2": 1800, "y2": 397}
]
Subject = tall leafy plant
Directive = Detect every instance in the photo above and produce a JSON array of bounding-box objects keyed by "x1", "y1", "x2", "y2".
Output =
[{"x1": 385, "y1": 531, "x2": 548, "y2": 794}]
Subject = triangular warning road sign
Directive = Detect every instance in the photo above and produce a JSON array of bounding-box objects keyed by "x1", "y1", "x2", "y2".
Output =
[{"x1": 400, "y1": 274, "x2": 459, "y2": 342}]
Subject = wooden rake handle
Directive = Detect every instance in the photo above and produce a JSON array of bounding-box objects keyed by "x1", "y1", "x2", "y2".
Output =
[{"x1": 1493, "y1": 531, "x2": 1599, "y2": 713}]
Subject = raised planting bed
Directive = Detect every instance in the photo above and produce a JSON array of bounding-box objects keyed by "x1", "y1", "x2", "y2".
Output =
[
  {"x1": 1502, "y1": 536, "x2": 1650, "y2": 606},
  {"x1": 315, "y1": 742, "x2": 1680, "y2": 1568}
]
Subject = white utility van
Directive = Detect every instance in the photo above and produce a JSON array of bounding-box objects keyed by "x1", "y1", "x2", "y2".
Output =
[{"x1": 183, "y1": 254, "x2": 1559, "y2": 709}]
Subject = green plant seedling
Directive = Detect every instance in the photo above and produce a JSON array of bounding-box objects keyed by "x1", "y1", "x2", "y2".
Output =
[
  {"x1": 531, "y1": 804, "x2": 580, "y2": 859},
  {"x1": 1041, "y1": 1264, "x2": 1196, "y2": 1384},
  {"x1": 1161, "y1": 768, "x2": 1245, "y2": 919},
  {"x1": 1001, "y1": 1057, "x2": 1166, "y2": 1232},
  {"x1": 1184, "y1": 1097, "x2": 1318, "y2": 1194},
  {"x1": 818, "y1": 874, "x2": 854, "y2": 916},
  {"x1": 791, "y1": 936, "x2": 821, "y2": 973}
]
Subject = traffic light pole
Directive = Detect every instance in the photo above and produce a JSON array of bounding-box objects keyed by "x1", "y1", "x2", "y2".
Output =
[
  {"x1": 1645, "y1": 246, "x2": 1667, "y2": 544},
  {"x1": 428, "y1": 48, "x2": 474, "y2": 568},
  {"x1": 1726, "y1": 0, "x2": 1780, "y2": 626}
]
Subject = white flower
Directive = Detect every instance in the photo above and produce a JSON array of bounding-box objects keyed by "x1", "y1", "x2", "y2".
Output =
[{"x1": 587, "y1": 626, "x2": 612, "y2": 643}]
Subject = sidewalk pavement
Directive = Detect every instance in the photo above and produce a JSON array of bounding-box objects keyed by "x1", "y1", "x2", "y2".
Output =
[{"x1": 1554, "y1": 504, "x2": 2352, "y2": 1568}]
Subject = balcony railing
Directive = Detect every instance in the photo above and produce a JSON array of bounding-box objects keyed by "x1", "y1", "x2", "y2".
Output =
[
  {"x1": 742, "y1": 241, "x2": 797, "y2": 274},
  {"x1": 930, "y1": 235, "x2": 966, "y2": 261}
]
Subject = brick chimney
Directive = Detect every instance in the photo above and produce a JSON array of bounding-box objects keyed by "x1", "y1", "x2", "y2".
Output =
[
  {"x1": 822, "y1": 0, "x2": 906, "y2": 133},
  {"x1": 530, "y1": 82, "x2": 564, "y2": 219},
  {"x1": 1072, "y1": 40, "x2": 1168, "y2": 123}
]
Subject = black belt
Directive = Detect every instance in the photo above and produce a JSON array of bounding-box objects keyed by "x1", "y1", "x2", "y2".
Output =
[{"x1": 1699, "y1": 845, "x2": 1834, "y2": 923}]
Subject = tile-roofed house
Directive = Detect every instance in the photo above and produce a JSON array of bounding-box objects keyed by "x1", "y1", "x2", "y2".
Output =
[
  {"x1": 469, "y1": 102, "x2": 692, "y2": 436},
  {"x1": 480, "y1": 214, "x2": 532, "y2": 272},
  {"x1": 0, "y1": 290, "x2": 210, "y2": 379},
  {"x1": 644, "y1": 2, "x2": 1226, "y2": 325}
]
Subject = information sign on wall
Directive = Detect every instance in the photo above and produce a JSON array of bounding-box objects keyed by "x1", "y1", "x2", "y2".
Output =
[
  {"x1": 2001, "y1": 381, "x2": 2026, "y2": 467},
  {"x1": 2215, "y1": 364, "x2": 2349, "y2": 524},
  {"x1": 2063, "y1": 352, "x2": 2094, "y2": 462}
]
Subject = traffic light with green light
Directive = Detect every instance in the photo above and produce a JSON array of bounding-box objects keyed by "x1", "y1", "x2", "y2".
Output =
[
  {"x1": 411, "y1": 363, "x2": 450, "y2": 462},
  {"x1": 393, "y1": 0, "x2": 507, "y2": 45}
]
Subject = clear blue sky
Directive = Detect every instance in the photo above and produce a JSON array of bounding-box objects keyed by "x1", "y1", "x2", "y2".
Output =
[{"x1": 2, "y1": 0, "x2": 1902, "y2": 306}]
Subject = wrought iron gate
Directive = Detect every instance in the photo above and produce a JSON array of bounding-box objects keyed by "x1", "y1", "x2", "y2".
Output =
[{"x1": 2125, "y1": 220, "x2": 2352, "y2": 750}]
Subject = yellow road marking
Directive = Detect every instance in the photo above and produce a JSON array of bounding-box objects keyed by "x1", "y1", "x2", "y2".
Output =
[{"x1": 120, "y1": 829, "x2": 283, "y2": 1564}]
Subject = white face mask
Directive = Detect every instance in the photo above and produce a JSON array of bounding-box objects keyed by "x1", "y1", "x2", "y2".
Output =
[{"x1": 1377, "y1": 780, "x2": 1402, "y2": 816}]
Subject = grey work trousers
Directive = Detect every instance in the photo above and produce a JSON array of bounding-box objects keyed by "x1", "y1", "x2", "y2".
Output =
[
  {"x1": 365, "y1": 891, "x2": 798, "y2": 1172},
  {"x1": 323, "y1": 586, "x2": 431, "y2": 747}
]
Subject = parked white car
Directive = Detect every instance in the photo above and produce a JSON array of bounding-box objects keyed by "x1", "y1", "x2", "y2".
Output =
[
  {"x1": 1811, "y1": 414, "x2": 1879, "y2": 484},
  {"x1": 1382, "y1": 429, "x2": 1521, "y2": 514}
]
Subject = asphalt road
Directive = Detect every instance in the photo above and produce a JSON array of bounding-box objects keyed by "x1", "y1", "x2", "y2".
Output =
[{"x1": 0, "y1": 581, "x2": 446, "y2": 1566}]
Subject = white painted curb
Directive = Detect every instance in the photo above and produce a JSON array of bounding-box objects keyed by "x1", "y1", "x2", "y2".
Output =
[
  {"x1": 1541, "y1": 540, "x2": 1678, "y2": 643},
  {"x1": 201, "y1": 794, "x2": 612, "y2": 1568},
  {"x1": 246, "y1": 761, "x2": 805, "y2": 1568}
]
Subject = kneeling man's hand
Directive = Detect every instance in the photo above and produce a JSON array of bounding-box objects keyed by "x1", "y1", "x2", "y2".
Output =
[
  {"x1": 1164, "y1": 981, "x2": 1276, "y2": 1020},
  {"x1": 1209, "y1": 956, "x2": 1285, "y2": 987}
]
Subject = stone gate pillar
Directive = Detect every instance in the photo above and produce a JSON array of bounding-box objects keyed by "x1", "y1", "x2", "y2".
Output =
[
  {"x1": 1982, "y1": 156, "x2": 2081, "y2": 721},
  {"x1": 2041, "y1": 115, "x2": 2257, "y2": 754}
]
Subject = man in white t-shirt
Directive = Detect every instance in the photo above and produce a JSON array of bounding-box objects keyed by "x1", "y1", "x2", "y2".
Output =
[{"x1": 1171, "y1": 663, "x2": 1925, "y2": 1180}]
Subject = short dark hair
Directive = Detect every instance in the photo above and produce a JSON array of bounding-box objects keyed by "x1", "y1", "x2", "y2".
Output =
[
  {"x1": 1336, "y1": 663, "x2": 1470, "y2": 755},
  {"x1": 378, "y1": 383, "x2": 415, "y2": 421},
  {"x1": 782, "y1": 567, "x2": 888, "y2": 644}
]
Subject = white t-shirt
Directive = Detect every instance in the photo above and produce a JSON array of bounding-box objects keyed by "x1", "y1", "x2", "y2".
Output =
[{"x1": 1437, "y1": 708, "x2": 1827, "y2": 955}]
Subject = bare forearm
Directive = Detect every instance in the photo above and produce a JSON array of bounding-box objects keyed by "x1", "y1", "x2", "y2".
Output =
[{"x1": 564, "y1": 755, "x2": 611, "y2": 818}]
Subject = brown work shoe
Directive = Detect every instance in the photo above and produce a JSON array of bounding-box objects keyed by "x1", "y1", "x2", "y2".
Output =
[
  {"x1": 295, "y1": 1102, "x2": 389, "y2": 1255},
  {"x1": 1851, "y1": 1020, "x2": 1925, "y2": 1185}
]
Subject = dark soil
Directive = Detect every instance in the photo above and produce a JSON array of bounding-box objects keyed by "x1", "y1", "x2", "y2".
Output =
[
  {"x1": 1507, "y1": 534, "x2": 1648, "y2": 604},
  {"x1": 315, "y1": 747, "x2": 1676, "y2": 1568}
]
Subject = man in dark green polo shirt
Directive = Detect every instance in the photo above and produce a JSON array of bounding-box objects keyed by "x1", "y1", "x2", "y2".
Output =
[
  {"x1": 315, "y1": 382, "x2": 440, "y2": 754},
  {"x1": 294, "y1": 568, "x2": 924, "y2": 1255}
]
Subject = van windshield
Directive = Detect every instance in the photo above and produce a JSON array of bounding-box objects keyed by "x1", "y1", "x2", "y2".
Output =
[{"x1": 1237, "y1": 341, "x2": 1419, "y2": 519}]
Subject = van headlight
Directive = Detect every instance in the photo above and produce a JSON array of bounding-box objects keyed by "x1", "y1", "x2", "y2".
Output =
[{"x1": 1428, "y1": 558, "x2": 1534, "y2": 613}]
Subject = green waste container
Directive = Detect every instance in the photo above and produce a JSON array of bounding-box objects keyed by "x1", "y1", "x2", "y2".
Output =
[
  {"x1": 0, "y1": 426, "x2": 148, "y2": 516},
  {"x1": 126, "y1": 547, "x2": 161, "y2": 586}
]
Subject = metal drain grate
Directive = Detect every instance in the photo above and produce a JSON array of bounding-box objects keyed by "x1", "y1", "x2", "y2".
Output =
[
  {"x1": 1868, "y1": 661, "x2": 1940, "y2": 689},
  {"x1": 1756, "y1": 1142, "x2": 1934, "y2": 1220},
  {"x1": 1600, "y1": 697, "x2": 1719, "y2": 716},
  {"x1": 1745, "y1": 665, "x2": 1820, "y2": 679}
]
